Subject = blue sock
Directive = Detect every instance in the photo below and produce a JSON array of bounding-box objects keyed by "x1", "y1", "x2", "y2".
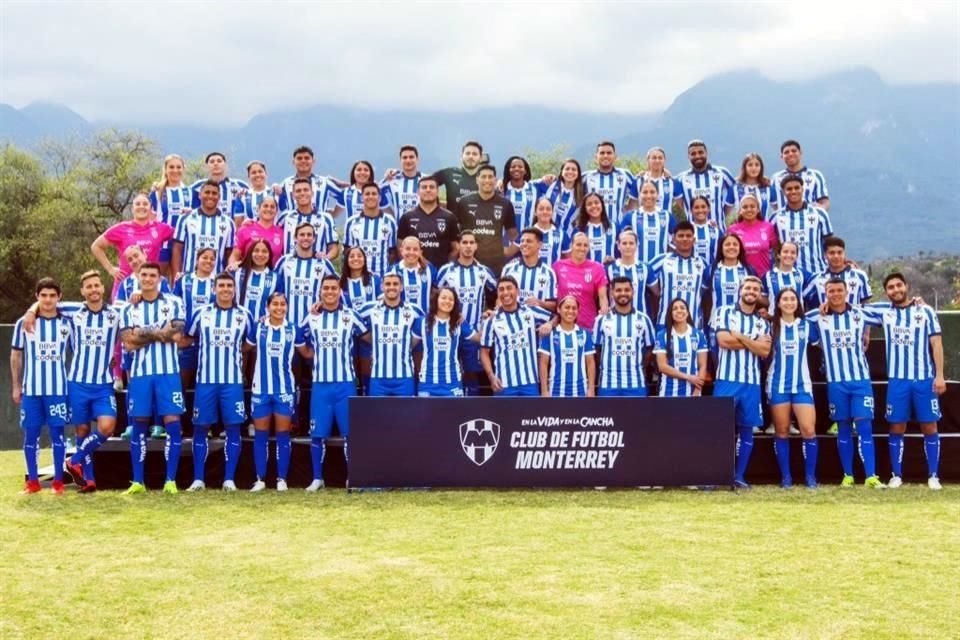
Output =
[
  {"x1": 164, "y1": 420, "x2": 182, "y2": 483},
  {"x1": 254, "y1": 429, "x2": 269, "y2": 480},
  {"x1": 276, "y1": 431, "x2": 291, "y2": 480},
  {"x1": 856, "y1": 421, "x2": 876, "y2": 477},
  {"x1": 50, "y1": 426, "x2": 65, "y2": 481},
  {"x1": 888, "y1": 433, "x2": 905, "y2": 477},
  {"x1": 224, "y1": 425, "x2": 242, "y2": 482},
  {"x1": 924, "y1": 433, "x2": 940, "y2": 477},
  {"x1": 310, "y1": 437, "x2": 325, "y2": 481},
  {"x1": 837, "y1": 421, "x2": 854, "y2": 476},
  {"x1": 131, "y1": 422, "x2": 149, "y2": 484},
  {"x1": 774, "y1": 437, "x2": 791, "y2": 484},
  {"x1": 23, "y1": 424, "x2": 42, "y2": 481},
  {"x1": 192, "y1": 425, "x2": 209, "y2": 482},
  {"x1": 802, "y1": 437, "x2": 818, "y2": 481},
  {"x1": 734, "y1": 426, "x2": 754, "y2": 482},
  {"x1": 72, "y1": 431, "x2": 108, "y2": 466}
]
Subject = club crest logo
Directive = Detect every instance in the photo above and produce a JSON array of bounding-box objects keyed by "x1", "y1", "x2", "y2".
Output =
[
  {"x1": 437, "y1": 219, "x2": 446, "y2": 233},
  {"x1": 459, "y1": 418, "x2": 500, "y2": 466}
]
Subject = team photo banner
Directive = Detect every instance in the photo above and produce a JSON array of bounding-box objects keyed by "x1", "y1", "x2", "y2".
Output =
[{"x1": 349, "y1": 397, "x2": 735, "y2": 488}]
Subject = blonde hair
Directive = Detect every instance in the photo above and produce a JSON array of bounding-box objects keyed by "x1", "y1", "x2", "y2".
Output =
[
  {"x1": 153, "y1": 154, "x2": 185, "y2": 201},
  {"x1": 79, "y1": 270, "x2": 101, "y2": 286},
  {"x1": 399, "y1": 236, "x2": 428, "y2": 272}
]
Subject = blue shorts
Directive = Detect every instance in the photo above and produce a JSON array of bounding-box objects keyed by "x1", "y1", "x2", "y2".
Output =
[
  {"x1": 418, "y1": 382, "x2": 464, "y2": 397},
  {"x1": 251, "y1": 392, "x2": 296, "y2": 420},
  {"x1": 68, "y1": 381, "x2": 117, "y2": 424},
  {"x1": 20, "y1": 395, "x2": 69, "y2": 429},
  {"x1": 768, "y1": 390, "x2": 814, "y2": 406},
  {"x1": 369, "y1": 377, "x2": 415, "y2": 397},
  {"x1": 179, "y1": 346, "x2": 198, "y2": 372},
  {"x1": 309, "y1": 381, "x2": 355, "y2": 438},
  {"x1": 459, "y1": 341, "x2": 483, "y2": 373},
  {"x1": 827, "y1": 380, "x2": 875, "y2": 421},
  {"x1": 193, "y1": 383, "x2": 246, "y2": 425},
  {"x1": 599, "y1": 387, "x2": 648, "y2": 397},
  {"x1": 159, "y1": 241, "x2": 173, "y2": 263},
  {"x1": 127, "y1": 374, "x2": 185, "y2": 419},
  {"x1": 885, "y1": 378, "x2": 942, "y2": 424},
  {"x1": 713, "y1": 381, "x2": 763, "y2": 428},
  {"x1": 497, "y1": 383, "x2": 540, "y2": 397}
]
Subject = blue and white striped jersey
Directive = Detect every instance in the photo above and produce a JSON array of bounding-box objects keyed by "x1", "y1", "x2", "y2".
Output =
[
  {"x1": 151, "y1": 185, "x2": 193, "y2": 234},
  {"x1": 527, "y1": 224, "x2": 564, "y2": 265},
  {"x1": 279, "y1": 174, "x2": 342, "y2": 215},
  {"x1": 174, "y1": 212, "x2": 236, "y2": 274},
  {"x1": 505, "y1": 180, "x2": 548, "y2": 231},
  {"x1": 278, "y1": 209, "x2": 339, "y2": 257},
  {"x1": 119, "y1": 294, "x2": 185, "y2": 377},
  {"x1": 731, "y1": 182, "x2": 776, "y2": 220},
  {"x1": 866, "y1": 302, "x2": 942, "y2": 381},
  {"x1": 188, "y1": 304, "x2": 253, "y2": 385},
  {"x1": 359, "y1": 301, "x2": 422, "y2": 380},
  {"x1": 115, "y1": 273, "x2": 171, "y2": 303},
  {"x1": 592, "y1": 309, "x2": 655, "y2": 391},
  {"x1": 804, "y1": 266, "x2": 872, "y2": 307},
  {"x1": 12, "y1": 315, "x2": 72, "y2": 396},
  {"x1": 762, "y1": 267, "x2": 808, "y2": 314},
  {"x1": 235, "y1": 268, "x2": 279, "y2": 322},
  {"x1": 770, "y1": 205, "x2": 833, "y2": 274},
  {"x1": 190, "y1": 177, "x2": 250, "y2": 217},
  {"x1": 544, "y1": 182, "x2": 580, "y2": 233},
  {"x1": 674, "y1": 166, "x2": 735, "y2": 230},
  {"x1": 342, "y1": 213, "x2": 398, "y2": 277},
  {"x1": 539, "y1": 326, "x2": 595, "y2": 397},
  {"x1": 481, "y1": 305, "x2": 553, "y2": 389},
  {"x1": 339, "y1": 185, "x2": 392, "y2": 221},
  {"x1": 302, "y1": 306, "x2": 365, "y2": 383},
  {"x1": 806, "y1": 306, "x2": 881, "y2": 382},
  {"x1": 582, "y1": 168, "x2": 636, "y2": 227},
  {"x1": 172, "y1": 273, "x2": 216, "y2": 327},
  {"x1": 380, "y1": 172, "x2": 421, "y2": 218},
  {"x1": 605, "y1": 260, "x2": 655, "y2": 318},
  {"x1": 692, "y1": 222, "x2": 721, "y2": 278},
  {"x1": 618, "y1": 209, "x2": 676, "y2": 264},
  {"x1": 234, "y1": 188, "x2": 276, "y2": 221},
  {"x1": 766, "y1": 318, "x2": 819, "y2": 395},
  {"x1": 772, "y1": 167, "x2": 829, "y2": 209},
  {"x1": 58, "y1": 303, "x2": 121, "y2": 386},
  {"x1": 436, "y1": 261, "x2": 497, "y2": 328},
  {"x1": 649, "y1": 252, "x2": 709, "y2": 327},
  {"x1": 564, "y1": 222, "x2": 616, "y2": 263},
  {"x1": 413, "y1": 318, "x2": 476, "y2": 386},
  {"x1": 714, "y1": 305, "x2": 769, "y2": 385},
  {"x1": 386, "y1": 262, "x2": 436, "y2": 312},
  {"x1": 275, "y1": 255, "x2": 338, "y2": 327},
  {"x1": 710, "y1": 264, "x2": 750, "y2": 320},
  {"x1": 501, "y1": 259, "x2": 558, "y2": 305},
  {"x1": 246, "y1": 319, "x2": 306, "y2": 396},
  {"x1": 341, "y1": 275, "x2": 382, "y2": 315},
  {"x1": 637, "y1": 175, "x2": 678, "y2": 213},
  {"x1": 654, "y1": 326, "x2": 708, "y2": 397}
]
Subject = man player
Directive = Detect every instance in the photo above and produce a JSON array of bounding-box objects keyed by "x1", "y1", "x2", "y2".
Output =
[
  {"x1": 436, "y1": 140, "x2": 484, "y2": 210},
  {"x1": 592, "y1": 277, "x2": 656, "y2": 396},
  {"x1": 772, "y1": 139, "x2": 830, "y2": 211},
  {"x1": 359, "y1": 272, "x2": 423, "y2": 397}
]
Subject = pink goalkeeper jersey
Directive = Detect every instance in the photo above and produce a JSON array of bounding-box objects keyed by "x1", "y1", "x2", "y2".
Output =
[
  {"x1": 235, "y1": 221, "x2": 285, "y2": 266},
  {"x1": 103, "y1": 220, "x2": 175, "y2": 279},
  {"x1": 553, "y1": 258, "x2": 608, "y2": 329},
  {"x1": 727, "y1": 220, "x2": 777, "y2": 277}
]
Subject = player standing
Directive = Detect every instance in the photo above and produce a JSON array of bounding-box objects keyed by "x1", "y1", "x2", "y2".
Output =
[
  {"x1": 673, "y1": 140, "x2": 735, "y2": 231},
  {"x1": 605, "y1": 230, "x2": 655, "y2": 320},
  {"x1": 654, "y1": 299, "x2": 709, "y2": 397},
  {"x1": 359, "y1": 272, "x2": 423, "y2": 397},
  {"x1": 582, "y1": 141, "x2": 636, "y2": 228},
  {"x1": 501, "y1": 228, "x2": 558, "y2": 311},
  {"x1": 455, "y1": 164, "x2": 517, "y2": 277},
  {"x1": 539, "y1": 296, "x2": 596, "y2": 397},
  {"x1": 648, "y1": 221, "x2": 709, "y2": 330},
  {"x1": 277, "y1": 146, "x2": 344, "y2": 217},
  {"x1": 436, "y1": 140, "x2": 484, "y2": 210},
  {"x1": 414, "y1": 287, "x2": 479, "y2": 397},
  {"x1": 173, "y1": 180, "x2": 237, "y2": 278},
  {"x1": 771, "y1": 140, "x2": 830, "y2": 211},
  {"x1": 381, "y1": 145, "x2": 422, "y2": 217},
  {"x1": 770, "y1": 175, "x2": 833, "y2": 275},
  {"x1": 278, "y1": 177, "x2": 340, "y2": 260},
  {"x1": 397, "y1": 176, "x2": 460, "y2": 268},
  {"x1": 619, "y1": 181, "x2": 676, "y2": 265},
  {"x1": 189, "y1": 152, "x2": 250, "y2": 217},
  {"x1": 342, "y1": 183, "x2": 398, "y2": 277},
  {"x1": 592, "y1": 277, "x2": 656, "y2": 397}
]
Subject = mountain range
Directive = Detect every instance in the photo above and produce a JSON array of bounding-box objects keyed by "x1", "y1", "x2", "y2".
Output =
[{"x1": 2, "y1": 67, "x2": 958, "y2": 260}]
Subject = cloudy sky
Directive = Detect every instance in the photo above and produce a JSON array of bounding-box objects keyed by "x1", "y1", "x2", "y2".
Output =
[{"x1": 2, "y1": 1, "x2": 958, "y2": 126}]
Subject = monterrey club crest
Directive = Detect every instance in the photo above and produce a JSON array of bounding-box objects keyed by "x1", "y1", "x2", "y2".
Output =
[
  {"x1": 437, "y1": 219, "x2": 446, "y2": 233},
  {"x1": 459, "y1": 418, "x2": 500, "y2": 466}
]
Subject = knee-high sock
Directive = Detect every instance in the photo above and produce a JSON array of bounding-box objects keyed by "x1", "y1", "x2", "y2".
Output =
[
  {"x1": 192, "y1": 425, "x2": 209, "y2": 482},
  {"x1": 888, "y1": 432, "x2": 905, "y2": 478},
  {"x1": 130, "y1": 422, "x2": 149, "y2": 484},
  {"x1": 856, "y1": 421, "x2": 876, "y2": 477},
  {"x1": 837, "y1": 421, "x2": 854, "y2": 476},
  {"x1": 254, "y1": 429, "x2": 269, "y2": 480},
  {"x1": 924, "y1": 433, "x2": 940, "y2": 478},
  {"x1": 734, "y1": 426, "x2": 754, "y2": 482},
  {"x1": 310, "y1": 437, "x2": 325, "y2": 481},
  {"x1": 224, "y1": 425, "x2": 242, "y2": 482},
  {"x1": 276, "y1": 431, "x2": 291, "y2": 480},
  {"x1": 164, "y1": 420, "x2": 182, "y2": 483},
  {"x1": 802, "y1": 437, "x2": 818, "y2": 481},
  {"x1": 774, "y1": 437, "x2": 791, "y2": 483},
  {"x1": 23, "y1": 424, "x2": 42, "y2": 481},
  {"x1": 71, "y1": 431, "x2": 108, "y2": 473},
  {"x1": 50, "y1": 425, "x2": 65, "y2": 481}
]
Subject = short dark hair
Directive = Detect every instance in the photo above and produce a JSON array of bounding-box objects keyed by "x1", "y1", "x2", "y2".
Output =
[
  {"x1": 201, "y1": 179, "x2": 220, "y2": 191},
  {"x1": 477, "y1": 164, "x2": 496, "y2": 177},
  {"x1": 35, "y1": 277, "x2": 61, "y2": 296},
  {"x1": 780, "y1": 139, "x2": 801, "y2": 153},
  {"x1": 883, "y1": 272, "x2": 908, "y2": 288},
  {"x1": 292, "y1": 177, "x2": 312, "y2": 188},
  {"x1": 779, "y1": 174, "x2": 803, "y2": 190},
  {"x1": 459, "y1": 230, "x2": 476, "y2": 241},
  {"x1": 294, "y1": 222, "x2": 315, "y2": 236},
  {"x1": 687, "y1": 139, "x2": 707, "y2": 150},
  {"x1": 596, "y1": 140, "x2": 616, "y2": 151},
  {"x1": 139, "y1": 261, "x2": 161, "y2": 274},
  {"x1": 204, "y1": 152, "x2": 226, "y2": 163},
  {"x1": 824, "y1": 236, "x2": 846, "y2": 250},
  {"x1": 419, "y1": 174, "x2": 439, "y2": 188},
  {"x1": 292, "y1": 146, "x2": 314, "y2": 158},
  {"x1": 462, "y1": 140, "x2": 483, "y2": 154},
  {"x1": 399, "y1": 145, "x2": 419, "y2": 158},
  {"x1": 497, "y1": 276, "x2": 519, "y2": 289},
  {"x1": 610, "y1": 276, "x2": 633, "y2": 289},
  {"x1": 361, "y1": 182, "x2": 381, "y2": 195},
  {"x1": 321, "y1": 274, "x2": 340, "y2": 286},
  {"x1": 674, "y1": 220, "x2": 695, "y2": 235},
  {"x1": 825, "y1": 275, "x2": 847, "y2": 289},
  {"x1": 520, "y1": 227, "x2": 543, "y2": 242},
  {"x1": 215, "y1": 272, "x2": 235, "y2": 285}
]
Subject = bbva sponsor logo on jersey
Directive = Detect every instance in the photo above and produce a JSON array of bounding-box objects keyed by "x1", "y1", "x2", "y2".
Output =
[{"x1": 459, "y1": 418, "x2": 500, "y2": 466}]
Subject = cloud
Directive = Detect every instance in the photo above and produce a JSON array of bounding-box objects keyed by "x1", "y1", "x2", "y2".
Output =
[{"x1": 1, "y1": 0, "x2": 957, "y2": 126}]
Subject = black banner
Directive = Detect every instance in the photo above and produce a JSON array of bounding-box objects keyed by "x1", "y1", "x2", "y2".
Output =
[{"x1": 349, "y1": 397, "x2": 736, "y2": 488}]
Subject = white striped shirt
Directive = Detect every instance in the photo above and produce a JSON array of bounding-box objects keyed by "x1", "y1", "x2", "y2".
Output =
[
  {"x1": 481, "y1": 306, "x2": 553, "y2": 389},
  {"x1": 380, "y1": 172, "x2": 421, "y2": 218},
  {"x1": 173, "y1": 273, "x2": 216, "y2": 326},
  {"x1": 119, "y1": 294, "x2": 185, "y2": 377},
  {"x1": 692, "y1": 222, "x2": 720, "y2": 277},
  {"x1": 806, "y1": 306, "x2": 881, "y2": 382},
  {"x1": 731, "y1": 182, "x2": 776, "y2": 220},
  {"x1": 235, "y1": 188, "x2": 275, "y2": 221},
  {"x1": 436, "y1": 261, "x2": 497, "y2": 328},
  {"x1": 529, "y1": 224, "x2": 564, "y2": 265},
  {"x1": 343, "y1": 213, "x2": 398, "y2": 277},
  {"x1": 654, "y1": 326, "x2": 708, "y2": 397},
  {"x1": 766, "y1": 318, "x2": 819, "y2": 395},
  {"x1": 413, "y1": 318, "x2": 475, "y2": 386},
  {"x1": 505, "y1": 180, "x2": 548, "y2": 231},
  {"x1": 174, "y1": 211, "x2": 236, "y2": 274},
  {"x1": 360, "y1": 301, "x2": 422, "y2": 380},
  {"x1": 235, "y1": 268, "x2": 279, "y2": 322},
  {"x1": 714, "y1": 305, "x2": 769, "y2": 385},
  {"x1": 302, "y1": 306, "x2": 365, "y2": 383},
  {"x1": 247, "y1": 319, "x2": 305, "y2": 396},
  {"x1": 866, "y1": 302, "x2": 942, "y2": 381},
  {"x1": 770, "y1": 205, "x2": 833, "y2": 274},
  {"x1": 275, "y1": 255, "x2": 338, "y2": 327},
  {"x1": 804, "y1": 267, "x2": 872, "y2": 306},
  {"x1": 188, "y1": 304, "x2": 253, "y2": 385},
  {"x1": 12, "y1": 315, "x2": 71, "y2": 396},
  {"x1": 605, "y1": 260, "x2": 654, "y2": 319},
  {"x1": 501, "y1": 259, "x2": 558, "y2": 306},
  {"x1": 649, "y1": 252, "x2": 708, "y2": 327},
  {"x1": 386, "y1": 262, "x2": 435, "y2": 312},
  {"x1": 190, "y1": 177, "x2": 250, "y2": 217},
  {"x1": 637, "y1": 175, "x2": 678, "y2": 213},
  {"x1": 762, "y1": 267, "x2": 807, "y2": 314},
  {"x1": 278, "y1": 209, "x2": 339, "y2": 257},
  {"x1": 150, "y1": 185, "x2": 193, "y2": 233},
  {"x1": 340, "y1": 185, "x2": 392, "y2": 220},
  {"x1": 592, "y1": 309, "x2": 655, "y2": 391},
  {"x1": 566, "y1": 222, "x2": 616, "y2": 263},
  {"x1": 279, "y1": 174, "x2": 342, "y2": 214},
  {"x1": 619, "y1": 209, "x2": 676, "y2": 264},
  {"x1": 674, "y1": 166, "x2": 735, "y2": 230},
  {"x1": 710, "y1": 264, "x2": 750, "y2": 319},
  {"x1": 539, "y1": 326, "x2": 595, "y2": 397},
  {"x1": 772, "y1": 167, "x2": 829, "y2": 209},
  {"x1": 544, "y1": 183, "x2": 580, "y2": 233},
  {"x1": 582, "y1": 168, "x2": 636, "y2": 227},
  {"x1": 59, "y1": 303, "x2": 121, "y2": 386},
  {"x1": 341, "y1": 275, "x2": 382, "y2": 314}
]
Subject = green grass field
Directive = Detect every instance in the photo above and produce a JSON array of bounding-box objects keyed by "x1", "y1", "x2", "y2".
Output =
[{"x1": 1, "y1": 450, "x2": 958, "y2": 640}]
